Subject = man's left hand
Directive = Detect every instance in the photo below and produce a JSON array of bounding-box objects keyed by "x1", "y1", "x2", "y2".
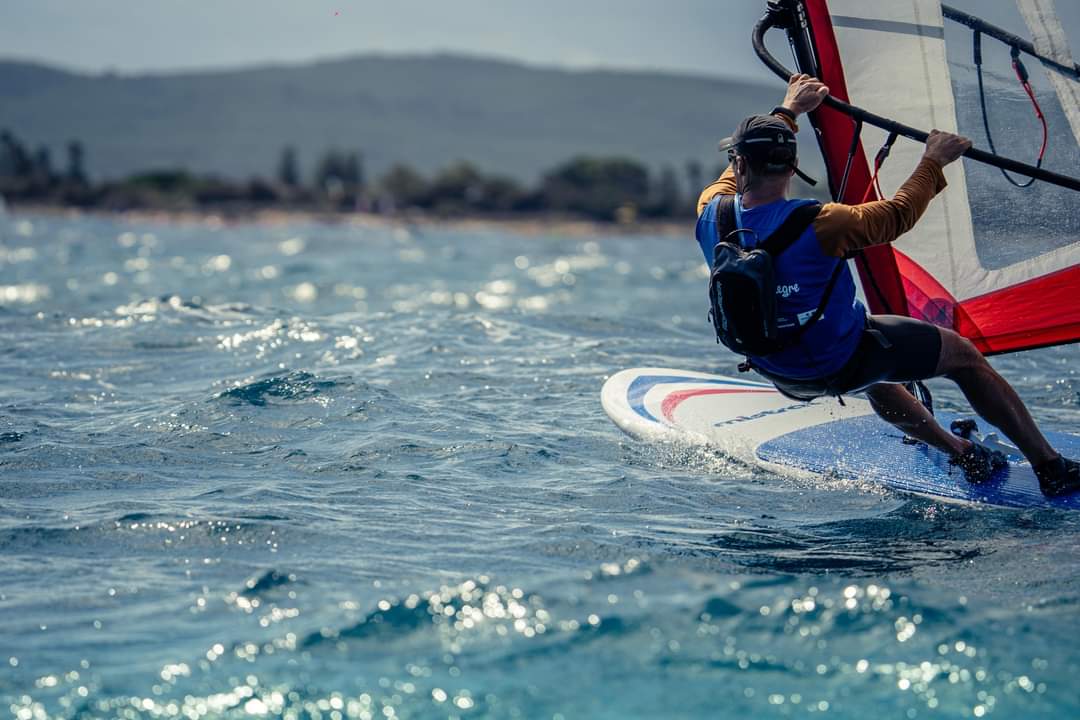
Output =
[{"x1": 783, "y1": 74, "x2": 829, "y2": 116}]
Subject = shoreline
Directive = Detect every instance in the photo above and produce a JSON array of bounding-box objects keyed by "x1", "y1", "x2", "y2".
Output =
[{"x1": 4, "y1": 202, "x2": 690, "y2": 239}]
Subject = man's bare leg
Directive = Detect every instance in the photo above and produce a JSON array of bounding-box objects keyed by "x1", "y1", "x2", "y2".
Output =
[
  {"x1": 865, "y1": 382, "x2": 968, "y2": 455},
  {"x1": 934, "y1": 328, "x2": 1058, "y2": 466},
  {"x1": 861, "y1": 327, "x2": 1073, "y2": 492}
]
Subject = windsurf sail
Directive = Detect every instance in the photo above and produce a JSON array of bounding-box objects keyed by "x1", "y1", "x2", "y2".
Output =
[{"x1": 753, "y1": 0, "x2": 1080, "y2": 354}]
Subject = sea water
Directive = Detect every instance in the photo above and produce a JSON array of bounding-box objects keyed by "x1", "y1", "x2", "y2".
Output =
[{"x1": 1, "y1": 213, "x2": 1078, "y2": 719}]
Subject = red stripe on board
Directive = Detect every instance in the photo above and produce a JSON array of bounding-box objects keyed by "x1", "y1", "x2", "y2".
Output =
[{"x1": 661, "y1": 388, "x2": 776, "y2": 423}]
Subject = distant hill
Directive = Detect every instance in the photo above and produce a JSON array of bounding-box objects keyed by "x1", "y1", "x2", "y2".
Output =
[{"x1": 0, "y1": 54, "x2": 785, "y2": 184}]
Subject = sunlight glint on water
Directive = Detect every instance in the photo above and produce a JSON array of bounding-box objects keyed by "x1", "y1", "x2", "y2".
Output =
[{"x1": 0, "y1": 213, "x2": 1078, "y2": 718}]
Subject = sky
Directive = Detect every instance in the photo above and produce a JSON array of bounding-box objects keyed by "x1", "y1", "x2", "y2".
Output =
[
  {"x1": 1, "y1": 1, "x2": 1078, "y2": 80},
  {"x1": 0, "y1": 1, "x2": 771, "y2": 79}
]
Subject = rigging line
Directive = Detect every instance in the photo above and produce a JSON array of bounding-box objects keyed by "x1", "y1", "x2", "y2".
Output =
[
  {"x1": 859, "y1": 134, "x2": 935, "y2": 416},
  {"x1": 942, "y1": 3, "x2": 1080, "y2": 80},
  {"x1": 855, "y1": 253, "x2": 894, "y2": 315},
  {"x1": 751, "y1": 7, "x2": 1080, "y2": 193},
  {"x1": 974, "y1": 32, "x2": 1049, "y2": 188},
  {"x1": 825, "y1": 105, "x2": 896, "y2": 317},
  {"x1": 1015, "y1": 48, "x2": 1050, "y2": 159},
  {"x1": 843, "y1": 132, "x2": 935, "y2": 413},
  {"x1": 836, "y1": 118, "x2": 863, "y2": 200},
  {"x1": 861, "y1": 132, "x2": 898, "y2": 204},
  {"x1": 830, "y1": 119, "x2": 898, "y2": 320},
  {"x1": 854, "y1": 133, "x2": 899, "y2": 318}
]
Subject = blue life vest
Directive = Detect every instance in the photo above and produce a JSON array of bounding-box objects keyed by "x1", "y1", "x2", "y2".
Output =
[{"x1": 696, "y1": 195, "x2": 866, "y2": 379}]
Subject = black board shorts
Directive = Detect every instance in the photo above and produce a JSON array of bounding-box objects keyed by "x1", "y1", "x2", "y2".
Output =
[{"x1": 757, "y1": 315, "x2": 944, "y2": 401}]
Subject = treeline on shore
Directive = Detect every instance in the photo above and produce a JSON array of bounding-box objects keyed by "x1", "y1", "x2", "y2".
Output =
[{"x1": 0, "y1": 130, "x2": 721, "y2": 222}]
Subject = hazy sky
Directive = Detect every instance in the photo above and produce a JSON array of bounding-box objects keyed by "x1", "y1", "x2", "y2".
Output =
[
  {"x1": 1, "y1": 1, "x2": 770, "y2": 78},
  {"x1": 2, "y1": 1, "x2": 1078, "y2": 79}
]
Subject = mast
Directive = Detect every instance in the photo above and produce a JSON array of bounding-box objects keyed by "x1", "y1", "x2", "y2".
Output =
[{"x1": 757, "y1": 0, "x2": 910, "y2": 317}]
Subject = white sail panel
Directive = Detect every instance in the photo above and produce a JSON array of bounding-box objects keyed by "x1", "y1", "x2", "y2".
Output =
[
  {"x1": 827, "y1": 0, "x2": 976, "y2": 302},
  {"x1": 825, "y1": 0, "x2": 1080, "y2": 308}
]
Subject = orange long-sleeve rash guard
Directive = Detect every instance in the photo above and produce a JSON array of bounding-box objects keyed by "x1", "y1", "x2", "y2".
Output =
[{"x1": 696, "y1": 115, "x2": 948, "y2": 259}]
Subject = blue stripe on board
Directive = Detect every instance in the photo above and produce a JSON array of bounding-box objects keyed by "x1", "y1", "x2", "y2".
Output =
[{"x1": 758, "y1": 414, "x2": 1080, "y2": 510}]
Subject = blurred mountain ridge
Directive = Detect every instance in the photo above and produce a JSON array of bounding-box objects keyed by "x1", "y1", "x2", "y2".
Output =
[{"x1": 0, "y1": 53, "x2": 779, "y2": 183}]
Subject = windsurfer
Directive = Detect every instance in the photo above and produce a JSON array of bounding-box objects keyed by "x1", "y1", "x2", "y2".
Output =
[{"x1": 696, "y1": 73, "x2": 1080, "y2": 496}]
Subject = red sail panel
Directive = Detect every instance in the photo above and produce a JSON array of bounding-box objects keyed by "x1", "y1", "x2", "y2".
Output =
[
  {"x1": 887, "y1": 241, "x2": 1080, "y2": 356},
  {"x1": 893, "y1": 250, "x2": 956, "y2": 327},
  {"x1": 956, "y1": 264, "x2": 1080, "y2": 355}
]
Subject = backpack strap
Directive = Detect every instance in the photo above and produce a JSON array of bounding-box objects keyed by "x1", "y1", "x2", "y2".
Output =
[
  {"x1": 710, "y1": 197, "x2": 839, "y2": 343},
  {"x1": 759, "y1": 202, "x2": 822, "y2": 257},
  {"x1": 711, "y1": 195, "x2": 739, "y2": 262},
  {"x1": 790, "y1": 258, "x2": 846, "y2": 342}
]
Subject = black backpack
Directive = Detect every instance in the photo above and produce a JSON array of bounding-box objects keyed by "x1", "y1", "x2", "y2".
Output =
[{"x1": 707, "y1": 195, "x2": 843, "y2": 357}]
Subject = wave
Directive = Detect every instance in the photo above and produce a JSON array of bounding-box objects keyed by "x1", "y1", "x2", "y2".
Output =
[
  {"x1": 215, "y1": 370, "x2": 346, "y2": 407},
  {"x1": 115, "y1": 296, "x2": 265, "y2": 323},
  {"x1": 0, "y1": 512, "x2": 289, "y2": 558},
  {"x1": 240, "y1": 569, "x2": 299, "y2": 597}
]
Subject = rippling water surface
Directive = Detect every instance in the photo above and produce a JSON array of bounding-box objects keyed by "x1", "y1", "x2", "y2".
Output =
[{"x1": 1, "y1": 212, "x2": 1079, "y2": 719}]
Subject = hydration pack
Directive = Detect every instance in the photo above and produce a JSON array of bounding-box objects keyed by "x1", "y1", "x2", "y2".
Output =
[{"x1": 707, "y1": 196, "x2": 842, "y2": 357}]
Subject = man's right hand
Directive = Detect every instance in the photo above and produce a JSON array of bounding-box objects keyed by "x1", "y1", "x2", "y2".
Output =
[
  {"x1": 923, "y1": 129, "x2": 972, "y2": 167},
  {"x1": 782, "y1": 74, "x2": 829, "y2": 116}
]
